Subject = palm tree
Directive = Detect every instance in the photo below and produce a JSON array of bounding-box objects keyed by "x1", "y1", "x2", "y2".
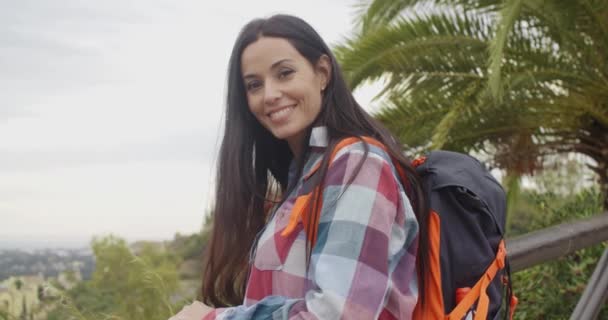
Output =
[{"x1": 336, "y1": 0, "x2": 608, "y2": 208}]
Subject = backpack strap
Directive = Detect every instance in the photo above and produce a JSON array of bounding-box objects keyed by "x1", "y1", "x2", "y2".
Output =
[
  {"x1": 447, "y1": 240, "x2": 510, "y2": 320},
  {"x1": 504, "y1": 263, "x2": 519, "y2": 320},
  {"x1": 280, "y1": 136, "x2": 399, "y2": 249},
  {"x1": 412, "y1": 210, "x2": 444, "y2": 320}
]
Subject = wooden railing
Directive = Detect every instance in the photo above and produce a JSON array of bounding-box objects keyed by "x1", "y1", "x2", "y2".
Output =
[{"x1": 505, "y1": 213, "x2": 608, "y2": 319}]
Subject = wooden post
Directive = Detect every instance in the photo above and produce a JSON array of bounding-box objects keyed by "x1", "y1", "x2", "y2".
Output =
[{"x1": 569, "y1": 247, "x2": 608, "y2": 320}]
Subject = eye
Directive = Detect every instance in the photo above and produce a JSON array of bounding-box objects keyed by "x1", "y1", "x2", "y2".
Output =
[
  {"x1": 278, "y1": 68, "x2": 294, "y2": 79},
  {"x1": 246, "y1": 80, "x2": 262, "y2": 92}
]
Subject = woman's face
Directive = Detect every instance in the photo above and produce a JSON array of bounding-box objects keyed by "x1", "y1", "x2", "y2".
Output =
[{"x1": 241, "y1": 36, "x2": 330, "y2": 156}]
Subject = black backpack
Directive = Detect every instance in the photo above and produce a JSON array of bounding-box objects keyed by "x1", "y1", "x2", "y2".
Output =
[
  {"x1": 412, "y1": 150, "x2": 516, "y2": 320},
  {"x1": 284, "y1": 138, "x2": 517, "y2": 319}
]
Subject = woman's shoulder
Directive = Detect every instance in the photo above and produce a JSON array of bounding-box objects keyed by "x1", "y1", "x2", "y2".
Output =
[
  {"x1": 323, "y1": 137, "x2": 403, "y2": 189},
  {"x1": 330, "y1": 136, "x2": 394, "y2": 165}
]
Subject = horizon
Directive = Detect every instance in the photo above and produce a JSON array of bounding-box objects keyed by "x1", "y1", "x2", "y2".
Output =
[{"x1": 0, "y1": 233, "x2": 174, "y2": 250}]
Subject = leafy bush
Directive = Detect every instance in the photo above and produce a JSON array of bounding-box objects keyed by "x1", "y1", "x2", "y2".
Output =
[
  {"x1": 47, "y1": 235, "x2": 183, "y2": 320},
  {"x1": 511, "y1": 189, "x2": 607, "y2": 319}
]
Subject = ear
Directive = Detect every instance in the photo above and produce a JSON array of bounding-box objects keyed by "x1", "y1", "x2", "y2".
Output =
[{"x1": 315, "y1": 54, "x2": 332, "y2": 91}]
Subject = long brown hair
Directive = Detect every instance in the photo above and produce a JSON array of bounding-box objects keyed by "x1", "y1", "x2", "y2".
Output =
[{"x1": 201, "y1": 14, "x2": 429, "y2": 308}]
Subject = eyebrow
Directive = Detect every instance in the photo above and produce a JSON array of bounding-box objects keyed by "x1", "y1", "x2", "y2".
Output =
[{"x1": 243, "y1": 59, "x2": 293, "y2": 79}]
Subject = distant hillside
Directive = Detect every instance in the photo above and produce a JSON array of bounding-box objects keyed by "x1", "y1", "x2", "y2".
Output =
[
  {"x1": 0, "y1": 228, "x2": 209, "y2": 283},
  {"x1": 0, "y1": 248, "x2": 95, "y2": 281}
]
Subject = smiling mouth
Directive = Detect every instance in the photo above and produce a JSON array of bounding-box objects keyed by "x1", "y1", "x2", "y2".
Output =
[{"x1": 267, "y1": 104, "x2": 296, "y2": 121}]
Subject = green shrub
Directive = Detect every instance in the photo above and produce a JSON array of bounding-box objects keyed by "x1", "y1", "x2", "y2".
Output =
[
  {"x1": 47, "y1": 235, "x2": 182, "y2": 320},
  {"x1": 511, "y1": 189, "x2": 607, "y2": 319}
]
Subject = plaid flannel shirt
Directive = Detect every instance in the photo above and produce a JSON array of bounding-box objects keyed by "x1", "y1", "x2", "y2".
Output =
[{"x1": 205, "y1": 127, "x2": 419, "y2": 320}]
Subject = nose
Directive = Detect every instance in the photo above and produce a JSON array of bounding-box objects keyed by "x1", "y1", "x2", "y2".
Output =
[{"x1": 263, "y1": 81, "x2": 281, "y2": 106}]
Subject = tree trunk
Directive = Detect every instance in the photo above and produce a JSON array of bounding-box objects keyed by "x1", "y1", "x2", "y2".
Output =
[
  {"x1": 599, "y1": 163, "x2": 608, "y2": 211},
  {"x1": 582, "y1": 121, "x2": 608, "y2": 211}
]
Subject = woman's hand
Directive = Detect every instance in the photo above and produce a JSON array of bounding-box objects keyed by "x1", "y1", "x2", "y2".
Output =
[{"x1": 168, "y1": 301, "x2": 213, "y2": 320}]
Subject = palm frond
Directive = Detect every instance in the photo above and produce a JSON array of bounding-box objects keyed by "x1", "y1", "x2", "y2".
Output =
[
  {"x1": 354, "y1": 0, "x2": 503, "y2": 34},
  {"x1": 488, "y1": 0, "x2": 525, "y2": 100},
  {"x1": 336, "y1": 10, "x2": 492, "y2": 89},
  {"x1": 431, "y1": 81, "x2": 482, "y2": 148}
]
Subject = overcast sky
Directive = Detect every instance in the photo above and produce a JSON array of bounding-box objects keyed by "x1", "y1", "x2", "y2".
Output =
[{"x1": 0, "y1": 0, "x2": 384, "y2": 247}]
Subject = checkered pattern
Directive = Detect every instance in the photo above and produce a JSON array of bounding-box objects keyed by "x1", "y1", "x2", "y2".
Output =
[{"x1": 205, "y1": 127, "x2": 419, "y2": 320}]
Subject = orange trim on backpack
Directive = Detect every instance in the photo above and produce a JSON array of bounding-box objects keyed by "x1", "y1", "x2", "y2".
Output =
[{"x1": 412, "y1": 210, "x2": 444, "y2": 320}]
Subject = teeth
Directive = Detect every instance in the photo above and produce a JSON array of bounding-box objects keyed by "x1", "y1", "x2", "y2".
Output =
[{"x1": 269, "y1": 106, "x2": 295, "y2": 120}]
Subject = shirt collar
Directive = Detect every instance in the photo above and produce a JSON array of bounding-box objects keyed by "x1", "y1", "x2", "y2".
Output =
[
  {"x1": 287, "y1": 126, "x2": 328, "y2": 187},
  {"x1": 309, "y1": 126, "x2": 329, "y2": 148}
]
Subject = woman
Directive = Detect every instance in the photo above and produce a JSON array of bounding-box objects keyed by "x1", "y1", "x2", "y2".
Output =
[{"x1": 170, "y1": 14, "x2": 429, "y2": 320}]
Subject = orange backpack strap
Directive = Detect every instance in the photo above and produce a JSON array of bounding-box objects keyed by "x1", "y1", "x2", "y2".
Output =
[
  {"x1": 412, "y1": 210, "x2": 444, "y2": 320},
  {"x1": 314, "y1": 136, "x2": 399, "y2": 178},
  {"x1": 281, "y1": 193, "x2": 313, "y2": 237},
  {"x1": 281, "y1": 137, "x2": 395, "y2": 248},
  {"x1": 447, "y1": 240, "x2": 509, "y2": 320}
]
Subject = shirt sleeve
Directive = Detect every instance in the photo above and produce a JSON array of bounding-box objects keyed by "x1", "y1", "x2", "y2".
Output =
[{"x1": 205, "y1": 142, "x2": 419, "y2": 320}]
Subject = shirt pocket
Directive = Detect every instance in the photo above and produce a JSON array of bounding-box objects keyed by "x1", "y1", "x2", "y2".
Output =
[{"x1": 253, "y1": 204, "x2": 306, "y2": 272}]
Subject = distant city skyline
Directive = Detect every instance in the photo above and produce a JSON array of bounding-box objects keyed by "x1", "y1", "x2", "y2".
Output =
[{"x1": 0, "y1": 0, "x2": 382, "y2": 245}]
